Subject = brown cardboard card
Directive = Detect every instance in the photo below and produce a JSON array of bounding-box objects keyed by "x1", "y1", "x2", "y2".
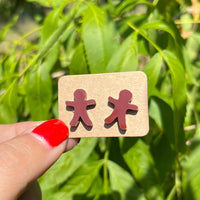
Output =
[{"x1": 58, "y1": 71, "x2": 149, "y2": 138}]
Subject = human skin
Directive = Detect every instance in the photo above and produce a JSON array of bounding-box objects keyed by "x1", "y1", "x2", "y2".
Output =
[{"x1": 0, "y1": 120, "x2": 79, "y2": 200}]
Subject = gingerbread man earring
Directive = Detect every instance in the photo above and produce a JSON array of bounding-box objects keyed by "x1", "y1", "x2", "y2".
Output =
[
  {"x1": 65, "y1": 89, "x2": 96, "y2": 127},
  {"x1": 105, "y1": 89, "x2": 138, "y2": 130}
]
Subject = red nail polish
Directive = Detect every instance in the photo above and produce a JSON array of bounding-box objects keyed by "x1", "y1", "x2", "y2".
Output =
[{"x1": 32, "y1": 119, "x2": 69, "y2": 147}]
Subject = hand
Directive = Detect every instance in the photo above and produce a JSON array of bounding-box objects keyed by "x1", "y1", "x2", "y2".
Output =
[{"x1": 0, "y1": 119, "x2": 79, "y2": 200}]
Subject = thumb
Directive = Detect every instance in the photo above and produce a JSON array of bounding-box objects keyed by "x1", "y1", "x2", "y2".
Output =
[{"x1": 0, "y1": 119, "x2": 70, "y2": 200}]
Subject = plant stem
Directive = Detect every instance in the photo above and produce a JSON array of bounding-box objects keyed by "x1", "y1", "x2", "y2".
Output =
[
  {"x1": 127, "y1": 22, "x2": 163, "y2": 57},
  {"x1": 19, "y1": 1, "x2": 80, "y2": 77},
  {"x1": 103, "y1": 150, "x2": 109, "y2": 194},
  {"x1": 103, "y1": 138, "x2": 110, "y2": 194},
  {"x1": 166, "y1": 185, "x2": 177, "y2": 200},
  {"x1": 153, "y1": 0, "x2": 159, "y2": 6},
  {"x1": 175, "y1": 155, "x2": 183, "y2": 200},
  {"x1": 14, "y1": 26, "x2": 42, "y2": 45},
  {"x1": 0, "y1": 79, "x2": 17, "y2": 103},
  {"x1": 174, "y1": 19, "x2": 200, "y2": 24}
]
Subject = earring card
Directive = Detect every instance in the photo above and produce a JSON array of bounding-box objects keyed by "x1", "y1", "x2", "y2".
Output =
[{"x1": 58, "y1": 71, "x2": 149, "y2": 138}]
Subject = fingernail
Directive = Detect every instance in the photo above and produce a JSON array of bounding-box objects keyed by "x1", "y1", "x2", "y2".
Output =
[{"x1": 32, "y1": 119, "x2": 69, "y2": 147}]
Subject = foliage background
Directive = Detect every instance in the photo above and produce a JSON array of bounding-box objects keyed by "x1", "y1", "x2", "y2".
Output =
[{"x1": 0, "y1": 0, "x2": 200, "y2": 199}]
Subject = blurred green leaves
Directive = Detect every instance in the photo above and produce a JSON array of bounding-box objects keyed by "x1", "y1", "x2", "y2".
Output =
[
  {"x1": 1, "y1": 0, "x2": 200, "y2": 199},
  {"x1": 82, "y1": 3, "x2": 118, "y2": 73},
  {"x1": 108, "y1": 160, "x2": 146, "y2": 200},
  {"x1": 25, "y1": 64, "x2": 52, "y2": 120},
  {"x1": 122, "y1": 139, "x2": 164, "y2": 199},
  {"x1": 106, "y1": 33, "x2": 138, "y2": 72},
  {"x1": 39, "y1": 138, "x2": 98, "y2": 199}
]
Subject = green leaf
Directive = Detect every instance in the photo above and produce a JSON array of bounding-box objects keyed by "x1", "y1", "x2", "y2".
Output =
[
  {"x1": 39, "y1": 138, "x2": 98, "y2": 198},
  {"x1": 182, "y1": 47, "x2": 198, "y2": 85},
  {"x1": 0, "y1": 104, "x2": 17, "y2": 123},
  {"x1": 27, "y1": 0, "x2": 74, "y2": 7},
  {"x1": 119, "y1": 14, "x2": 148, "y2": 36},
  {"x1": 64, "y1": 26, "x2": 76, "y2": 58},
  {"x1": 17, "y1": 4, "x2": 76, "y2": 79},
  {"x1": 183, "y1": 144, "x2": 200, "y2": 200},
  {"x1": 156, "y1": 0, "x2": 179, "y2": 20},
  {"x1": 46, "y1": 43, "x2": 60, "y2": 70},
  {"x1": 149, "y1": 97, "x2": 175, "y2": 146},
  {"x1": 41, "y1": 9, "x2": 61, "y2": 44},
  {"x1": 49, "y1": 160, "x2": 103, "y2": 200},
  {"x1": 38, "y1": 6, "x2": 76, "y2": 60},
  {"x1": 108, "y1": 160, "x2": 146, "y2": 200},
  {"x1": 0, "y1": 16, "x2": 18, "y2": 42},
  {"x1": 151, "y1": 133, "x2": 176, "y2": 182},
  {"x1": 141, "y1": 20, "x2": 177, "y2": 40},
  {"x1": 82, "y1": 3, "x2": 118, "y2": 73},
  {"x1": 0, "y1": 80, "x2": 18, "y2": 123},
  {"x1": 143, "y1": 52, "x2": 163, "y2": 97},
  {"x1": 69, "y1": 43, "x2": 89, "y2": 75},
  {"x1": 3, "y1": 54, "x2": 19, "y2": 84},
  {"x1": 40, "y1": 9, "x2": 61, "y2": 70},
  {"x1": 26, "y1": 0, "x2": 51, "y2": 7},
  {"x1": 106, "y1": 33, "x2": 138, "y2": 72},
  {"x1": 86, "y1": 175, "x2": 104, "y2": 198},
  {"x1": 163, "y1": 50, "x2": 187, "y2": 151},
  {"x1": 186, "y1": 32, "x2": 200, "y2": 61},
  {"x1": 52, "y1": 101, "x2": 58, "y2": 118},
  {"x1": 60, "y1": 24, "x2": 76, "y2": 68},
  {"x1": 115, "y1": 0, "x2": 152, "y2": 15},
  {"x1": 50, "y1": 0, "x2": 76, "y2": 7},
  {"x1": 121, "y1": 139, "x2": 164, "y2": 200},
  {"x1": 3, "y1": 80, "x2": 18, "y2": 109},
  {"x1": 25, "y1": 64, "x2": 52, "y2": 120}
]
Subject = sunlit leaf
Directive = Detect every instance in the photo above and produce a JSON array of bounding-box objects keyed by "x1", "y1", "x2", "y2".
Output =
[
  {"x1": 141, "y1": 20, "x2": 177, "y2": 40},
  {"x1": 183, "y1": 142, "x2": 200, "y2": 200},
  {"x1": 149, "y1": 97, "x2": 175, "y2": 145},
  {"x1": 0, "y1": 80, "x2": 18, "y2": 123},
  {"x1": 82, "y1": 3, "x2": 118, "y2": 73},
  {"x1": 26, "y1": 0, "x2": 73, "y2": 7},
  {"x1": 106, "y1": 33, "x2": 138, "y2": 72},
  {"x1": 0, "y1": 16, "x2": 18, "y2": 42},
  {"x1": 115, "y1": 0, "x2": 152, "y2": 15},
  {"x1": 3, "y1": 80, "x2": 18, "y2": 109},
  {"x1": 121, "y1": 139, "x2": 164, "y2": 200},
  {"x1": 86, "y1": 175, "x2": 104, "y2": 198},
  {"x1": 41, "y1": 9, "x2": 61, "y2": 44},
  {"x1": 26, "y1": 0, "x2": 50, "y2": 7},
  {"x1": 182, "y1": 47, "x2": 198, "y2": 85},
  {"x1": 40, "y1": 9, "x2": 61, "y2": 70},
  {"x1": 39, "y1": 138, "x2": 98, "y2": 198},
  {"x1": 108, "y1": 160, "x2": 146, "y2": 200},
  {"x1": 25, "y1": 64, "x2": 52, "y2": 120},
  {"x1": 0, "y1": 104, "x2": 17, "y2": 123},
  {"x1": 163, "y1": 50, "x2": 187, "y2": 151},
  {"x1": 69, "y1": 43, "x2": 88, "y2": 75},
  {"x1": 48, "y1": 160, "x2": 103, "y2": 200},
  {"x1": 186, "y1": 32, "x2": 200, "y2": 61},
  {"x1": 143, "y1": 52, "x2": 162, "y2": 97}
]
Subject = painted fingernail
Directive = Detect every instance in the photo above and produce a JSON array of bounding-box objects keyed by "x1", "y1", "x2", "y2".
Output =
[{"x1": 32, "y1": 119, "x2": 69, "y2": 147}]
